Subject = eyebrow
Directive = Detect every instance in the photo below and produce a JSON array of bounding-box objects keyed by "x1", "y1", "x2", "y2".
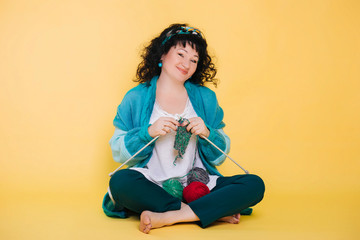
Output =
[{"x1": 178, "y1": 48, "x2": 199, "y2": 58}]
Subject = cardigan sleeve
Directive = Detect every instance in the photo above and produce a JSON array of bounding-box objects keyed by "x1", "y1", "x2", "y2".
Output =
[
  {"x1": 196, "y1": 87, "x2": 230, "y2": 166},
  {"x1": 197, "y1": 127, "x2": 230, "y2": 166},
  {"x1": 109, "y1": 126, "x2": 155, "y2": 166},
  {"x1": 109, "y1": 89, "x2": 155, "y2": 166}
]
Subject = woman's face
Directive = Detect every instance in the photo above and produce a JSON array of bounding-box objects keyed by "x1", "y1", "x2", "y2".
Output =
[{"x1": 160, "y1": 43, "x2": 199, "y2": 83}]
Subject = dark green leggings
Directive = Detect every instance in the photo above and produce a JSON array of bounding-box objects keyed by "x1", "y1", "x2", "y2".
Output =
[{"x1": 109, "y1": 169, "x2": 265, "y2": 227}]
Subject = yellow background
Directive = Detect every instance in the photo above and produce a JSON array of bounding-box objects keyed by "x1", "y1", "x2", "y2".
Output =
[{"x1": 1, "y1": 0, "x2": 359, "y2": 239}]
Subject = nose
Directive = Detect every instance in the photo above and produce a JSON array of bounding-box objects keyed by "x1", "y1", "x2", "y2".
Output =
[{"x1": 182, "y1": 58, "x2": 190, "y2": 69}]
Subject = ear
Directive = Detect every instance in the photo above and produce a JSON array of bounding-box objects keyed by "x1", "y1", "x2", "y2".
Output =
[{"x1": 160, "y1": 53, "x2": 166, "y2": 61}]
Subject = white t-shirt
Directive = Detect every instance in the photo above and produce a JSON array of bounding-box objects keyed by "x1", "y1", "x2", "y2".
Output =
[{"x1": 131, "y1": 98, "x2": 219, "y2": 190}]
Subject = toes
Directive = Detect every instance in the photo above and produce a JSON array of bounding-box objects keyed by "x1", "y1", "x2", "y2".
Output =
[
  {"x1": 140, "y1": 211, "x2": 152, "y2": 234},
  {"x1": 229, "y1": 217, "x2": 238, "y2": 224},
  {"x1": 144, "y1": 224, "x2": 151, "y2": 234},
  {"x1": 233, "y1": 213, "x2": 240, "y2": 224}
]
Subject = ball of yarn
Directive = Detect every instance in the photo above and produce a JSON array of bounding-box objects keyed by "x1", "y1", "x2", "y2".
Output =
[
  {"x1": 162, "y1": 178, "x2": 184, "y2": 200},
  {"x1": 187, "y1": 167, "x2": 210, "y2": 185},
  {"x1": 183, "y1": 181, "x2": 210, "y2": 203}
]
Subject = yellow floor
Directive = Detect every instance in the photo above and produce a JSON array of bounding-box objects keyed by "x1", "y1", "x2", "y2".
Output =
[{"x1": 1, "y1": 189, "x2": 359, "y2": 240}]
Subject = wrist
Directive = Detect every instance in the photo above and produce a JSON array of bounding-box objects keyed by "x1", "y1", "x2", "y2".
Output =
[
  {"x1": 202, "y1": 128, "x2": 210, "y2": 138},
  {"x1": 139, "y1": 124, "x2": 154, "y2": 142},
  {"x1": 147, "y1": 125, "x2": 156, "y2": 139}
]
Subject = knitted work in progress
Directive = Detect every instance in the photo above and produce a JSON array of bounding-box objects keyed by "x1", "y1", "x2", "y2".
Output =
[
  {"x1": 162, "y1": 117, "x2": 192, "y2": 197},
  {"x1": 173, "y1": 117, "x2": 192, "y2": 165}
]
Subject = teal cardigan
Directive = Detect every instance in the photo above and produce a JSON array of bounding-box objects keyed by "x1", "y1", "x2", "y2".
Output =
[{"x1": 103, "y1": 76, "x2": 232, "y2": 218}]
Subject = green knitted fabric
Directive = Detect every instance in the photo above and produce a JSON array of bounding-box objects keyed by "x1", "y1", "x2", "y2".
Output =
[{"x1": 173, "y1": 117, "x2": 192, "y2": 165}]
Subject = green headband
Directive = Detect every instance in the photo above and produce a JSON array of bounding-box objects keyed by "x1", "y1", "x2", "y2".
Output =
[{"x1": 161, "y1": 26, "x2": 203, "y2": 46}]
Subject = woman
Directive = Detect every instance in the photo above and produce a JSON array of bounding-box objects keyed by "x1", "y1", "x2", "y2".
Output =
[{"x1": 102, "y1": 23, "x2": 265, "y2": 234}]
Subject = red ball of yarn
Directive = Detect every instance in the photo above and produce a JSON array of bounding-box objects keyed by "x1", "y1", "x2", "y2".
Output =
[{"x1": 183, "y1": 181, "x2": 210, "y2": 203}]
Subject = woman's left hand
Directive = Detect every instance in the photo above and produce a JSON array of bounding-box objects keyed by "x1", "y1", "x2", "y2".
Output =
[{"x1": 184, "y1": 117, "x2": 210, "y2": 139}]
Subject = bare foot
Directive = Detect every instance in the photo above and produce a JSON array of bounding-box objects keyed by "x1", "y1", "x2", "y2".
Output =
[
  {"x1": 139, "y1": 211, "x2": 152, "y2": 234},
  {"x1": 139, "y1": 211, "x2": 168, "y2": 234},
  {"x1": 139, "y1": 204, "x2": 199, "y2": 234},
  {"x1": 218, "y1": 213, "x2": 241, "y2": 224}
]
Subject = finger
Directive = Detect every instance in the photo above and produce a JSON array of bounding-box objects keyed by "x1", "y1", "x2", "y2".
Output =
[
  {"x1": 194, "y1": 128, "x2": 203, "y2": 136},
  {"x1": 197, "y1": 126, "x2": 208, "y2": 136},
  {"x1": 159, "y1": 129, "x2": 167, "y2": 136},
  {"x1": 190, "y1": 125, "x2": 199, "y2": 135},
  {"x1": 186, "y1": 122, "x2": 198, "y2": 132},
  {"x1": 180, "y1": 118, "x2": 191, "y2": 126},
  {"x1": 164, "y1": 117, "x2": 180, "y2": 126},
  {"x1": 163, "y1": 126, "x2": 171, "y2": 133},
  {"x1": 188, "y1": 117, "x2": 198, "y2": 122},
  {"x1": 163, "y1": 122, "x2": 178, "y2": 131},
  {"x1": 158, "y1": 117, "x2": 179, "y2": 127},
  {"x1": 188, "y1": 117, "x2": 202, "y2": 124}
]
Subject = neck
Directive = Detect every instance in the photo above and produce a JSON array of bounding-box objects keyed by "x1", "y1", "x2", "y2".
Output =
[{"x1": 157, "y1": 74, "x2": 186, "y2": 93}]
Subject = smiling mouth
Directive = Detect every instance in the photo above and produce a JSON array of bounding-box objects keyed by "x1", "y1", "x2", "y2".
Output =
[{"x1": 177, "y1": 67, "x2": 188, "y2": 75}]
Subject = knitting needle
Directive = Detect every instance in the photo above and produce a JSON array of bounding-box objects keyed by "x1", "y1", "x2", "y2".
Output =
[
  {"x1": 109, "y1": 132, "x2": 249, "y2": 176},
  {"x1": 109, "y1": 135, "x2": 160, "y2": 177},
  {"x1": 201, "y1": 135, "x2": 249, "y2": 174}
]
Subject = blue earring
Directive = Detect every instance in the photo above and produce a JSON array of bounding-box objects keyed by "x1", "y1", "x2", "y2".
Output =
[{"x1": 158, "y1": 62, "x2": 162, "y2": 67}]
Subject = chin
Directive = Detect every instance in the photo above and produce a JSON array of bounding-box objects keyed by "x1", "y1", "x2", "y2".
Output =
[{"x1": 174, "y1": 75, "x2": 189, "y2": 83}]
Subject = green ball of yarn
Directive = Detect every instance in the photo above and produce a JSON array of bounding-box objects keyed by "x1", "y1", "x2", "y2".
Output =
[{"x1": 162, "y1": 178, "x2": 184, "y2": 200}]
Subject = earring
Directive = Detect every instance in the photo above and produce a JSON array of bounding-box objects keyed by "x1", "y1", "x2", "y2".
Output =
[{"x1": 158, "y1": 62, "x2": 162, "y2": 67}]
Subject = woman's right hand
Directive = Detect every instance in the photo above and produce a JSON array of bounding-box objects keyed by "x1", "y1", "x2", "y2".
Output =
[{"x1": 148, "y1": 117, "x2": 180, "y2": 138}]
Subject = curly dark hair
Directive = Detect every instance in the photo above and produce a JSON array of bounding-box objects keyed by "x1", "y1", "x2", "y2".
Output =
[{"x1": 135, "y1": 23, "x2": 218, "y2": 87}]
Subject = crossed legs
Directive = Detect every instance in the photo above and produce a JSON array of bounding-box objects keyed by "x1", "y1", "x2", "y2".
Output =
[{"x1": 109, "y1": 169, "x2": 265, "y2": 234}]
